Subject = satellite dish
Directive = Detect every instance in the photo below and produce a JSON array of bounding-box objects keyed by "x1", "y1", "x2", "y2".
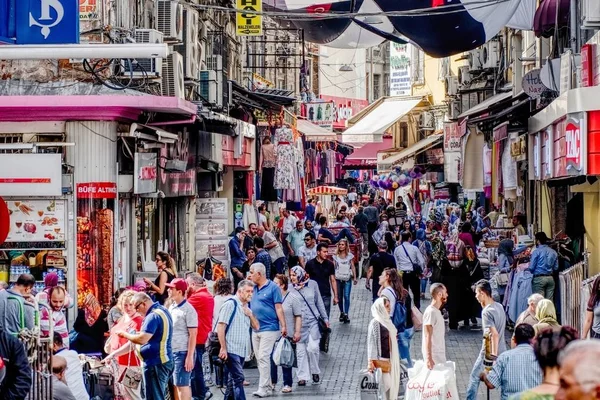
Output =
[{"x1": 539, "y1": 58, "x2": 561, "y2": 92}]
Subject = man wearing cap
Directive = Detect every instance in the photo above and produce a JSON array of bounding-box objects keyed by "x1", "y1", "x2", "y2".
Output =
[
  {"x1": 528, "y1": 232, "x2": 559, "y2": 300},
  {"x1": 0, "y1": 325, "x2": 31, "y2": 399},
  {"x1": 166, "y1": 278, "x2": 198, "y2": 400},
  {"x1": 366, "y1": 241, "x2": 396, "y2": 302}
]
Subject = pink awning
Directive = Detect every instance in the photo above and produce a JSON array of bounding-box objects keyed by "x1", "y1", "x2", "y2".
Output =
[
  {"x1": 344, "y1": 137, "x2": 393, "y2": 167},
  {"x1": 0, "y1": 95, "x2": 197, "y2": 122}
]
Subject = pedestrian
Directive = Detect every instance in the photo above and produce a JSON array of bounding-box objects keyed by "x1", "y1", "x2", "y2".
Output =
[
  {"x1": 211, "y1": 278, "x2": 235, "y2": 389},
  {"x1": 281, "y1": 209, "x2": 298, "y2": 256},
  {"x1": 247, "y1": 263, "x2": 287, "y2": 398},
  {"x1": 40, "y1": 285, "x2": 69, "y2": 347},
  {"x1": 234, "y1": 247, "x2": 254, "y2": 290},
  {"x1": 254, "y1": 237, "x2": 273, "y2": 280},
  {"x1": 52, "y1": 332, "x2": 90, "y2": 400},
  {"x1": 366, "y1": 241, "x2": 396, "y2": 302},
  {"x1": 305, "y1": 243, "x2": 338, "y2": 317},
  {"x1": 393, "y1": 231, "x2": 425, "y2": 309},
  {"x1": 529, "y1": 232, "x2": 559, "y2": 300},
  {"x1": 297, "y1": 232, "x2": 317, "y2": 268},
  {"x1": 422, "y1": 283, "x2": 448, "y2": 369},
  {"x1": 216, "y1": 280, "x2": 259, "y2": 400},
  {"x1": 555, "y1": 339, "x2": 600, "y2": 400},
  {"x1": 229, "y1": 227, "x2": 247, "y2": 281},
  {"x1": 51, "y1": 356, "x2": 77, "y2": 400},
  {"x1": 107, "y1": 288, "x2": 127, "y2": 330},
  {"x1": 244, "y1": 223, "x2": 259, "y2": 251},
  {"x1": 0, "y1": 325, "x2": 31, "y2": 399},
  {"x1": 185, "y1": 273, "x2": 214, "y2": 400},
  {"x1": 289, "y1": 266, "x2": 329, "y2": 386},
  {"x1": 459, "y1": 223, "x2": 482, "y2": 328},
  {"x1": 102, "y1": 289, "x2": 144, "y2": 400},
  {"x1": 582, "y1": 275, "x2": 600, "y2": 339},
  {"x1": 364, "y1": 199, "x2": 380, "y2": 255},
  {"x1": 379, "y1": 268, "x2": 415, "y2": 367},
  {"x1": 261, "y1": 227, "x2": 286, "y2": 276},
  {"x1": 258, "y1": 205, "x2": 270, "y2": 231},
  {"x1": 287, "y1": 220, "x2": 308, "y2": 256},
  {"x1": 466, "y1": 279, "x2": 507, "y2": 400},
  {"x1": 330, "y1": 212, "x2": 349, "y2": 228},
  {"x1": 511, "y1": 326, "x2": 578, "y2": 399},
  {"x1": 0, "y1": 273, "x2": 35, "y2": 334},
  {"x1": 304, "y1": 220, "x2": 315, "y2": 237},
  {"x1": 273, "y1": 274, "x2": 302, "y2": 394},
  {"x1": 366, "y1": 297, "x2": 401, "y2": 400},
  {"x1": 413, "y1": 228, "x2": 432, "y2": 300},
  {"x1": 533, "y1": 299, "x2": 561, "y2": 335},
  {"x1": 516, "y1": 294, "x2": 545, "y2": 327},
  {"x1": 305, "y1": 199, "x2": 316, "y2": 222},
  {"x1": 143, "y1": 252, "x2": 176, "y2": 305},
  {"x1": 480, "y1": 324, "x2": 541, "y2": 400},
  {"x1": 352, "y1": 206, "x2": 369, "y2": 257},
  {"x1": 35, "y1": 272, "x2": 74, "y2": 309},
  {"x1": 166, "y1": 278, "x2": 197, "y2": 400},
  {"x1": 119, "y1": 292, "x2": 173, "y2": 400},
  {"x1": 333, "y1": 238, "x2": 358, "y2": 323},
  {"x1": 316, "y1": 215, "x2": 355, "y2": 245}
]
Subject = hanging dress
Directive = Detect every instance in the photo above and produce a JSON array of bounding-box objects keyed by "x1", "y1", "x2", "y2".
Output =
[
  {"x1": 274, "y1": 127, "x2": 296, "y2": 189},
  {"x1": 260, "y1": 142, "x2": 278, "y2": 201}
]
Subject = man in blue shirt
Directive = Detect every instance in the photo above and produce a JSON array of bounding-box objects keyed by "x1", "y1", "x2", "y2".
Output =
[
  {"x1": 248, "y1": 263, "x2": 286, "y2": 398},
  {"x1": 528, "y1": 232, "x2": 559, "y2": 300},
  {"x1": 480, "y1": 323, "x2": 541, "y2": 400},
  {"x1": 305, "y1": 199, "x2": 316, "y2": 222},
  {"x1": 119, "y1": 292, "x2": 173, "y2": 400}
]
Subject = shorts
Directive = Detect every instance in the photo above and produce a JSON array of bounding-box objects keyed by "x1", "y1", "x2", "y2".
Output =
[{"x1": 173, "y1": 351, "x2": 192, "y2": 387}]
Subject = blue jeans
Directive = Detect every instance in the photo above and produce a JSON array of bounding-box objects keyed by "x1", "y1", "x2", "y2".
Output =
[
  {"x1": 274, "y1": 257, "x2": 286, "y2": 275},
  {"x1": 333, "y1": 228, "x2": 355, "y2": 244},
  {"x1": 143, "y1": 360, "x2": 174, "y2": 400},
  {"x1": 466, "y1": 353, "x2": 484, "y2": 400},
  {"x1": 336, "y1": 280, "x2": 353, "y2": 315},
  {"x1": 398, "y1": 327, "x2": 414, "y2": 368},
  {"x1": 192, "y1": 345, "x2": 208, "y2": 398},
  {"x1": 224, "y1": 353, "x2": 246, "y2": 400},
  {"x1": 421, "y1": 278, "x2": 428, "y2": 294}
]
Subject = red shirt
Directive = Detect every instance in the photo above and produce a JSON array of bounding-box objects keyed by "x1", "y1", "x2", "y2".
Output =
[
  {"x1": 187, "y1": 287, "x2": 215, "y2": 345},
  {"x1": 110, "y1": 315, "x2": 144, "y2": 366}
]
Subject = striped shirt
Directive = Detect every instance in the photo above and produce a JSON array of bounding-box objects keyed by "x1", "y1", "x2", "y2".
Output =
[
  {"x1": 140, "y1": 302, "x2": 173, "y2": 366},
  {"x1": 40, "y1": 307, "x2": 69, "y2": 347},
  {"x1": 486, "y1": 344, "x2": 542, "y2": 400},
  {"x1": 217, "y1": 296, "x2": 251, "y2": 358}
]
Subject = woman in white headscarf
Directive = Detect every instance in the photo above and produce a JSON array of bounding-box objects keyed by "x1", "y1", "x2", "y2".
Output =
[{"x1": 366, "y1": 297, "x2": 401, "y2": 400}]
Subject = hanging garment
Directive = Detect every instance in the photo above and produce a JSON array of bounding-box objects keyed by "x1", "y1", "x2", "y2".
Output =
[
  {"x1": 261, "y1": 168, "x2": 278, "y2": 201},
  {"x1": 483, "y1": 143, "x2": 492, "y2": 198},
  {"x1": 274, "y1": 127, "x2": 296, "y2": 189}
]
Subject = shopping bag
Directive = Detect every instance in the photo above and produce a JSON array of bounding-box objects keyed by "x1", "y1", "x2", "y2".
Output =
[
  {"x1": 359, "y1": 368, "x2": 384, "y2": 400},
  {"x1": 405, "y1": 360, "x2": 459, "y2": 400},
  {"x1": 398, "y1": 361, "x2": 409, "y2": 398},
  {"x1": 279, "y1": 338, "x2": 296, "y2": 368},
  {"x1": 271, "y1": 337, "x2": 285, "y2": 366}
]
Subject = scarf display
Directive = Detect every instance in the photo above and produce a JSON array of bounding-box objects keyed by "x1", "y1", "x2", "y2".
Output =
[{"x1": 371, "y1": 298, "x2": 400, "y2": 400}]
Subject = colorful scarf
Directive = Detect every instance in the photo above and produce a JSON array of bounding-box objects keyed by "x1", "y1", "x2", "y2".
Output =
[{"x1": 291, "y1": 266, "x2": 310, "y2": 290}]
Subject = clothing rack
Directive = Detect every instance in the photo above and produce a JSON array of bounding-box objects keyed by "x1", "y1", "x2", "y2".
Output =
[
  {"x1": 558, "y1": 261, "x2": 587, "y2": 331},
  {"x1": 580, "y1": 272, "x2": 600, "y2": 337}
]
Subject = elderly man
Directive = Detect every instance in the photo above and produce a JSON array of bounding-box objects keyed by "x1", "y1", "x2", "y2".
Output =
[
  {"x1": 287, "y1": 220, "x2": 308, "y2": 256},
  {"x1": 119, "y1": 292, "x2": 173, "y2": 400},
  {"x1": 217, "y1": 280, "x2": 260, "y2": 400},
  {"x1": 556, "y1": 339, "x2": 600, "y2": 400},
  {"x1": 516, "y1": 293, "x2": 545, "y2": 327},
  {"x1": 248, "y1": 263, "x2": 286, "y2": 398},
  {"x1": 52, "y1": 355, "x2": 76, "y2": 400},
  {"x1": 260, "y1": 227, "x2": 286, "y2": 276},
  {"x1": 52, "y1": 332, "x2": 89, "y2": 400}
]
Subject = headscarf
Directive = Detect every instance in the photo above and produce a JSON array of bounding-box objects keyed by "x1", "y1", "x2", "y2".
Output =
[
  {"x1": 83, "y1": 293, "x2": 102, "y2": 327},
  {"x1": 535, "y1": 299, "x2": 559, "y2": 326},
  {"x1": 498, "y1": 239, "x2": 515, "y2": 265},
  {"x1": 371, "y1": 298, "x2": 400, "y2": 400},
  {"x1": 44, "y1": 272, "x2": 59, "y2": 289},
  {"x1": 373, "y1": 221, "x2": 389, "y2": 245},
  {"x1": 291, "y1": 266, "x2": 310, "y2": 290}
]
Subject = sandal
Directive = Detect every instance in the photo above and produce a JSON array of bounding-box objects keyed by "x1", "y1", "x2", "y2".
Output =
[
  {"x1": 298, "y1": 380, "x2": 306, "y2": 386},
  {"x1": 281, "y1": 386, "x2": 293, "y2": 393}
]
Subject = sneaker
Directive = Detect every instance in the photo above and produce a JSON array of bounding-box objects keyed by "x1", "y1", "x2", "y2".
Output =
[
  {"x1": 344, "y1": 314, "x2": 350, "y2": 324},
  {"x1": 339, "y1": 313, "x2": 345, "y2": 322},
  {"x1": 281, "y1": 386, "x2": 292, "y2": 393},
  {"x1": 312, "y1": 374, "x2": 321, "y2": 385},
  {"x1": 253, "y1": 390, "x2": 270, "y2": 398}
]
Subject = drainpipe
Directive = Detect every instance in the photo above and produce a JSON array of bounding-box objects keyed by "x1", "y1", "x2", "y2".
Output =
[{"x1": 148, "y1": 115, "x2": 197, "y2": 126}]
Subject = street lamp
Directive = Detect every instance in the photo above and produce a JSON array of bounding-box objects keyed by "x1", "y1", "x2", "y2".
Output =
[{"x1": 339, "y1": 64, "x2": 354, "y2": 72}]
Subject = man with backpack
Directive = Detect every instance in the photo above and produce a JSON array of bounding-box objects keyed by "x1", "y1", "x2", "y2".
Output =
[{"x1": 393, "y1": 232, "x2": 425, "y2": 309}]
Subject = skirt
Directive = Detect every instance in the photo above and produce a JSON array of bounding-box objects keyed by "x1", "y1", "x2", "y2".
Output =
[{"x1": 261, "y1": 167, "x2": 278, "y2": 201}]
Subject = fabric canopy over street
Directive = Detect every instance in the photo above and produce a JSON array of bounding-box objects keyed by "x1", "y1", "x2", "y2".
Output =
[
  {"x1": 342, "y1": 97, "x2": 421, "y2": 144},
  {"x1": 307, "y1": 186, "x2": 348, "y2": 196},
  {"x1": 457, "y1": 91, "x2": 513, "y2": 120},
  {"x1": 297, "y1": 119, "x2": 337, "y2": 142},
  {"x1": 377, "y1": 133, "x2": 443, "y2": 172},
  {"x1": 344, "y1": 137, "x2": 393, "y2": 169}
]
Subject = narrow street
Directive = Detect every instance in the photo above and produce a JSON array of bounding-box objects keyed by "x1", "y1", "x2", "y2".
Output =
[{"x1": 214, "y1": 279, "x2": 502, "y2": 400}]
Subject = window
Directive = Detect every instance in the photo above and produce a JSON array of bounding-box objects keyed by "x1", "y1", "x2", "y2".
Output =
[
  {"x1": 373, "y1": 74, "x2": 381, "y2": 99},
  {"x1": 0, "y1": 134, "x2": 23, "y2": 154},
  {"x1": 384, "y1": 73, "x2": 390, "y2": 96},
  {"x1": 411, "y1": 46, "x2": 425, "y2": 84},
  {"x1": 399, "y1": 123, "x2": 408, "y2": 147}
]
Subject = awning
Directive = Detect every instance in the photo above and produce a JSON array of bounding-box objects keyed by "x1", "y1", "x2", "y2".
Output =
[
  {"x1": 377, "y1": 133, "x2": 443, "y2": 172},
  {"x1": 297, "y1": 119, "x2": 336, "y2": 142},
  {"x1": 344, "y1": 137, "x2": 393, "y2": 169},
  {"x1": 534, "y1": 0, "x2": 570, "y2": 38},
  {"x1": 307, "y1": 186, "x2": 348, "y2": 196},
  {"x1": 469, "y1": 98, "x2": 532, "y2": 124},
  {"x1": 457, "y1": 91, "x2": 513, "y2": 120},
  {"x1": 342, "y1": 97, "x2": 421, "y2": 144}
]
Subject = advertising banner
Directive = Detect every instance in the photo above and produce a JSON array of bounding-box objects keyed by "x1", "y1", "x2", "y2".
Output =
[
  {"x1": 15, "y1": 0, "x2": 80, "y2": 44},
  {"x1": 389, "y1": 43, "x2": 412, "y2": 96},
  {"x1": 134, "y1": 153, "x2": 158, "y2": 195},
  {"x1": 236, "y1": 0, "x2": 262, "y2": 36},
  {"x1": 319, "y1": 95, "x2": 369, "y2": 130},
  {"x1": 0, "y1": 154, "x2": 62, "y2": 196},
  {"x1": 79, "y1": 0, "x2": 100, "y2": 20},
  {"x1": 4, "y1": 199, "x2": 66, "y2": 243},
  {"x1": 301, "y1": 102, "x2": 335, "y2": 131}
]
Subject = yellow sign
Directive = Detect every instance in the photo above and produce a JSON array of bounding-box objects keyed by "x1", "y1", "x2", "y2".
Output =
[{"x1": 236, "y1": 0, "x2": 263, "y2": 36}]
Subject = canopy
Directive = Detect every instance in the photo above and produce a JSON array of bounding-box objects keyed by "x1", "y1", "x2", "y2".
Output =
[
  {"x1": 307, "y1": 186, "x2": 348, "y2": 196},
  {"x1": 344, "y1": 137, "x2": 393, "y2": 169},
  {"x1": 377, "y1": 133, "x2": 443, "y2": 172},
  {"x1": 297, "y1": 119, "x2": 337, "y2": 142},
  {"x1": 342, "y1": 97, "x2": 421, "y2": 144},
  {"x1": 534, "y1": 0, "x2": 570, "y2": 38}
]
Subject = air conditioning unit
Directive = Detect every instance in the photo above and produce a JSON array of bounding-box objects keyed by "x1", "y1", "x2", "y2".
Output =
[
  {"x1": 449, "y1": 100, "x2": 461, "y2": 120},
  {"x1": 583, "y1": 0, "x2": 600, "y2": 28},
  {"x1": 419, "y1": 111, "x2": 435, "y2": 129},
  {"x1": 482, "y1": 40, "x2": 500, "y2": 69},
  {"x1": 447, "y1": 76, "x2": 459, "y2": 96},
  {"x1": 182, "y1": 9, "x2": 200, "y2": 79},
  {"x1": 156, "y1": 0, "x2": 183, "y2": 42},
  {"x1": 120, "y1": 29, "x2": 164, "y2": 78},
  {"x1": 162, "y1": 52, "x2": 185, "y2": 98},
  {"x1": 468, "y1": 48, "x2": 483, "y2": 71},
  {"x1": 458, "y1": 65, "x2": 471, "y2": 85},
  {"x1": 199, "y1": 70, "x2": 223, "y2": 108}
]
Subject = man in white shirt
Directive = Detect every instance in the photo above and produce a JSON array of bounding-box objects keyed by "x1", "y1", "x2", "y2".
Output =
[
  {"x1": 422, "y1": 283, "x2": 448, "y2": 369},
  {"x1": 393, "y1": 231, "x2": 426, "y2": 309},
  {"x1": 297, "y1": 232, "x2": 318, "y2": 267},
  {"x1": 52, "y1": 332, "x2": 89, "y2": 400},
  {"x1": 280, "y1": 209, "x2": 298, "y2": 256}
]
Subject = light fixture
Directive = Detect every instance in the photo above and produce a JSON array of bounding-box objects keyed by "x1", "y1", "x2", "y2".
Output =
[
  {"x1": 362, "y1": 16, "x2": 383, "y2": 24},
  {"x1": 339, "y1": 64, "x2": 354, "y2": 72}
]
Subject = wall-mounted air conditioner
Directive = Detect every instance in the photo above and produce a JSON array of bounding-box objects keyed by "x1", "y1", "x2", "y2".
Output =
[
  {"x1": 199, "y1": 70, "x2": 223, "y2": 108},
  {"x1": 449, "y1": 100, "x2": 461, "y2": 120},
  {"x1": 583, "y1": 0, "x2": 600, "y2": 28},
  {"x1": 182, "y1": 9, "x2": 200, "y2": 79},
  {"x1": 156, "y1": 0, "x2": 183, "y2": 42},
  {"x1": 419, "y1": 111, "x2": 435, "y2": 129},
  {"x1": 481, "y1": 40, "x2": 500, "y2": 69},
  {"x1": 447, "y1": 76, "x2": 459, "y2": 96},
  {"x1": 120, "y1": 29, "x2": 164, "y2": 78},
  {"x1": 468, "y1": 48, "x2": 483, "y2": 71},
  {"x1": 458, "y1": 66, "x2": 471, "y2": 86},
  {"x1": 162, "y1": 52, "x2": 185, "y2": 98}
]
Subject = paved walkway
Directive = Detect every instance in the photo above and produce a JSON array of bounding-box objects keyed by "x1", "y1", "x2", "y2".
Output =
[{"x1": 213, "y1": 279, "x2": 502, "y2": 400}]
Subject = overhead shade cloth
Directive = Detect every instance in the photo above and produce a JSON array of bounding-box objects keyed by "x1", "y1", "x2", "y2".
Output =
[
  {"x1": 461, "y1": 127, "x2": 485, "y2": 191},
  {"x1": 377, "y1": 133, "x2": 443, "y2": 172},
  {"x1": 297, "y1": 119, "x2": 337, "y2": 142},
  {"x1": 342, "y1": 97, "x2": 421, "y2": 144},
  {"x1": 457, "y1": 92, "x2": 513, "y2": 120},
  {"x1": 534, "y1": 0, "x2": 570, "y2": 38},
  {"x1": 506, "y1": 0, "x2": 536, "y2": 30},
  {"x1": 307, "y1": 186, "x2": 348, "y2": 196},
  {"x1": 344, "y1": 137, "x2": 393, "y2": 168}
]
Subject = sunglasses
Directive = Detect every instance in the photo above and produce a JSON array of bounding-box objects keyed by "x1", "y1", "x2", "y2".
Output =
[{"x1": 134, "y1": 302, "x2": 143, "y2": 310}]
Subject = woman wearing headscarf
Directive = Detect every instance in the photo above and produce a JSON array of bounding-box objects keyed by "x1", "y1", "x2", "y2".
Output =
[
  {"x1": 372, "y1": 221, "x2": 390, "y2": 248},
  {"x1": 533, "y1": 299, "x2": 561, "y2": 335},
  {"x1": 366, "y1": 297, "x2": 401, "y2": 400},
  {"x1": 413, "y1": 229, "x2": 433, "y2": 300},
  {"x1": 290, "y1": 266, "x2": 329, "y2": 386}
]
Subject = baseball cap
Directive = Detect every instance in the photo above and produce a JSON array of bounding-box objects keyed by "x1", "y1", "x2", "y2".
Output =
[{"x1": 165, "y1": 278, "x2": 188, "y2": 292}]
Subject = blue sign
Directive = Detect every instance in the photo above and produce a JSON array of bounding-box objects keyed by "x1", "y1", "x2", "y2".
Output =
[{"x1": 14, "y1": 0, "x2": 79, "y2": 44}]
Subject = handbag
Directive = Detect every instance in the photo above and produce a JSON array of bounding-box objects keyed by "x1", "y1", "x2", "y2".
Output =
[
  {"x1": 401, "y1": 244, "x2": 423, "y2": 275},
  {"x1": 496, "y1": 272, "x2": 510, "y2": 286},
  {"x1": 206, "y1": 299, "x2": 238, "y2": 357},
  {"x1": 297, "y1": 290, "x2": 331, "y2": 352},
  {"x1": 117, "y1": 345, "x2": 142, "y2": 390}
]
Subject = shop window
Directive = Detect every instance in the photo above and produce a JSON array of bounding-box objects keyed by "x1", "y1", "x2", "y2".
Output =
[{"x1": 136, "y1": 198, "x2": 158, "y2": 267}]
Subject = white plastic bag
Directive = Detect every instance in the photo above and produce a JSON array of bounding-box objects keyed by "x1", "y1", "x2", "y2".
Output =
[
  {"x1": 359, "y1": 368, "x2": 384, "y2": 400},
  {"x1": 405, "y1": 360, "x2": 459, "y2": 400},
  {"x1": 279, "y1": 338, "x2": 296, "y2": 368},
  {"x1": 398, "y1": 361, "x2": 409, "y2": 398},
  {"x1": 271, "y1": 337, "x2": 285, "y2": 366}
]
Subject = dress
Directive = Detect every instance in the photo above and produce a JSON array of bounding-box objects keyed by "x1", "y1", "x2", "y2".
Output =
[
  {"x1": 274, "y1": 127, "x2": 295, "y2": 189},
  {"x1": 260, "y1": 143, "x2": 278, "y2": 201}
]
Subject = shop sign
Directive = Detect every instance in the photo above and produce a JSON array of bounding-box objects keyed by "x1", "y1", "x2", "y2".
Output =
[
  {"x1": 12, "y1": 0, "x2": 80, "y2": 44},
  {"x1": 159, "y1": 129, "x2": 197, "y2": 197},
  {"x1": 3, "y1": 199, "x2": 66, "y2": 243},
  {"x1": 493, "y1": 123, "x2": 508, "y2": 142},
  {"x1": 389, "y1": 42, "x2": 412, "y2": 96},
  {"x1": 300, "y1": 102, "x2": 335, "y2": 131},
  {"x1": 319, "y1": 95, "x2": 369, "y2": 130},
  {"x1": 443, "y1": 121, "x2": 461, "y2": 152},
  {"x1": 511, "y1": 135, "x2": 527, "y2": 161},
  {"x1": 235, "y1": 0, "x2": 262, "y2": 36},
  {"x1": 531, "y1": 133, "x2": 541, "y2": 180},
  {"x1": 238, "y1": 119, "x2": 256, "y2": 139},
  {"x1": 79, "y1": 0, "x2": 99, "y2": 20},
  {"x1": 581, "y1": 44, "x2": 593, "y2": 88},
  {"x1": 77, "y1": 182, "x2": 117, "y2": 199},
  {"x1": 564, "y1": 112, "x2": 587, "y2": 176},
  {"x1": 251, "y1": 73, "x2": 273, "y2": 89},
  {"x1": 542, "y1": 126, "x2": 554, "y2": 179},
  {"x1": 522, "y1": 69, "x2": 546, "y2": 99},
  {"x1": 134, "y1": 153, "x2": 158, "y2": 195},
  {"x1": 0, "y1": 154, "x2": 62, "y2": 196},
  {"x1": 0, "y1": 197, "x2": 9, "y2": 245},
  {"x1": 425, "y1": 148, "x2": 444, "y2": 164}
]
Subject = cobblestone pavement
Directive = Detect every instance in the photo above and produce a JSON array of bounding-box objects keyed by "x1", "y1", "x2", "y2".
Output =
[{"x1": 212, "y1": 279, "x2": 505, "y2": 400}]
